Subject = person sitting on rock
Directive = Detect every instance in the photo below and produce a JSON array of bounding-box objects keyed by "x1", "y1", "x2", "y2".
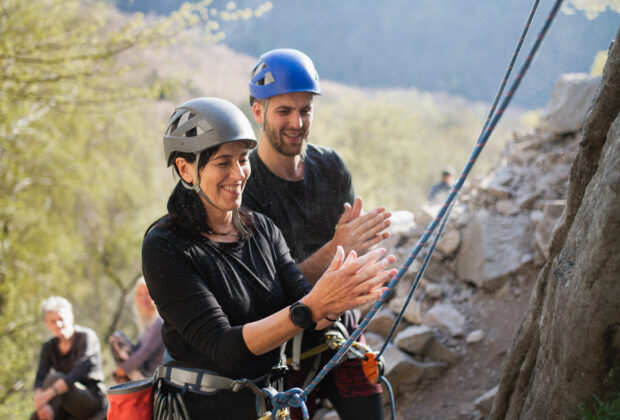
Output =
[
  {"x1": 32, "y1": 296, "x2": 107, "y2": 420},
  {"x1": 109, "y1": 277, "x2": 164, "y2": 382}
]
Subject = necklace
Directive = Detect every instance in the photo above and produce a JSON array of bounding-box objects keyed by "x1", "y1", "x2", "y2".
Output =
[{"x1": 207, "y1": 229, "x2": 240, "y2": 237}]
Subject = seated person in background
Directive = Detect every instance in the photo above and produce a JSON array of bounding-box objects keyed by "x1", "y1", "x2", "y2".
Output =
[
  {"x1": 109, "y1": 277, "x2": 164, "y2": 382},
  {"x1": 428, "y1": 166, "x2": 456, "y2": 202},
  {"x1": 32, "y1": 296, "x2": 107, "y2": 420}
]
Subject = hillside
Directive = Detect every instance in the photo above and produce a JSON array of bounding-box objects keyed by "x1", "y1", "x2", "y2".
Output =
[
  {"x1": 122, "y1": 34, "x2": 525, "y2": 210},
  {"x1": 116, "y1": 0, "x2": 618, "y2": 107}
]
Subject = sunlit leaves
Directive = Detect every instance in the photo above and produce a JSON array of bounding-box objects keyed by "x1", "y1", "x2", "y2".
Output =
[{"x1": 0, "y1": 0, "x2": 267, "y2": 416}]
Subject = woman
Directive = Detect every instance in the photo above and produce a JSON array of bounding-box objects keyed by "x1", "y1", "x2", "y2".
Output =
[
  {"x1": 109, "y1": 277, "x2": 164, "y2": 382},
  {"x1": 32, "y1": 296, "x2": 107, "y2": 420},
  {"x1": 142, "y1": 97, "x2": 396, "y2": 418}
]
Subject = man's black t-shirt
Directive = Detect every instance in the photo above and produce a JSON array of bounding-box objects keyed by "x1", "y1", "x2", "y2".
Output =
[
  {"x1": 142, "y1": 212, "x2": 311, "y2": 379},
  {"x1": 243, "y1": 144, "x2": 355, "y2": 262}
]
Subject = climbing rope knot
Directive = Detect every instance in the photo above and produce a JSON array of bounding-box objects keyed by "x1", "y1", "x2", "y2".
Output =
[{"x1": 262, "y1": 387, "x2": 309, "y2": 419}]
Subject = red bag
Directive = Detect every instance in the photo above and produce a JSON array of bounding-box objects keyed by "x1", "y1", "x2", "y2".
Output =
[{"x1": 107, "y1": 378, "x2": 153, "y2": 420}]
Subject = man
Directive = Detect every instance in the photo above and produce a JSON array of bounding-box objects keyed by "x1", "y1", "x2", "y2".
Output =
[
  {"x1": 428, "y1": 166, "x2": 455, "y2": 202},
  {"x1": 32, "y1": 296, "x2": 107, "y2": 420},
  {"x1": 243, "y1": 48, "x2": 391, "y2": 420}
]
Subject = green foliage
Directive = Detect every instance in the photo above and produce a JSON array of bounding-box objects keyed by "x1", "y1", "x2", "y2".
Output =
[
  {"x1": 0, "y1": 0, "x2": 265, "y2": 416},
  {"x1": 579, "y1": 392, "x2": 620, "y2": 420},
  {"x1": 311, "y1": 91, "x2": 518, "y2": 210}
]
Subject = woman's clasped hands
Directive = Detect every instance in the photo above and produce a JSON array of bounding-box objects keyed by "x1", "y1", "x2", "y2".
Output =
[{"x1": 303, "y1": 246, "x2": 397, "y2": 321}]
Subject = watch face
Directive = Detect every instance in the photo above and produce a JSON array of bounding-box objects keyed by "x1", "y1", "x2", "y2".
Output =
[{"x1": 290, "y1": 302, "x2": 314, "y2": 329}]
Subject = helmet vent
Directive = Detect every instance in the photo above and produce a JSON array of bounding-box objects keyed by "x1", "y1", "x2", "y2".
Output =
[
  {"x1": 177, "y1": 111, "x2": 192, "y2": 128},
  {"x1": 263, "y1": 71, "x2": 275, "y2": 85},
  {"x1": 252, "y1": 62, "x2": 267, "y2": 77}
]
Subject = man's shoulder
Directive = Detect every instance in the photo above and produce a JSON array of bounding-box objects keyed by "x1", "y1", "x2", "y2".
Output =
[
  {"x1": 75, "y1": 325, "x2": 98, "y2": 341},
  {"x1": 306, "y1": 143, "x2": 339, "y2": 160},
  {"x1": 305, "y1": 143, "x2": 347, "y2": 170}
]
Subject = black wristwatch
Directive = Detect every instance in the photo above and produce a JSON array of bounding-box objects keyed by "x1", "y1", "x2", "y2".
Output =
[{"x1": 289, "y1": 301, "x2": 317, "y2": 330}]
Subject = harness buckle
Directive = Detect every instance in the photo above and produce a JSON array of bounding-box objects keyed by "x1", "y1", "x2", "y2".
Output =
[
  {"x1": 230, "y1": 378, "x2": 248, "y2": 392},
  {"x1": 269, "y1": 363, "x2": 289, "y2": 379}
]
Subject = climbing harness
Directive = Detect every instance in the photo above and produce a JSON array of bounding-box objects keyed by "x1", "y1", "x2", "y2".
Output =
[
  {"x1": 152, "y1": 363, "x2": 290, "y2": 420},
  {"x1": 258, "y1": 1, "x2": 566, "y2": 418}
]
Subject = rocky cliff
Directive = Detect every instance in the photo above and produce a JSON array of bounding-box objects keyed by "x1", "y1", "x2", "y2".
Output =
[{"x1": 315, "y1": 72, "x2": 607, "y2": 420}]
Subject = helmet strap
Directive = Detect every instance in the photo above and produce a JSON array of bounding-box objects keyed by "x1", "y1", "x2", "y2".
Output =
[{"x1": 260, "y1": 99, "x2": 270, "y2": 133}]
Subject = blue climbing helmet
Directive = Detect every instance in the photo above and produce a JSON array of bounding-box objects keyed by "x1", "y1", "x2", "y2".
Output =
[{"x1": 249, "y1": 49, "x2": 321, "y2": 101}]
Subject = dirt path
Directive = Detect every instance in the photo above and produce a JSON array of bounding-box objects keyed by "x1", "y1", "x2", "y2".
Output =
[{"x1": 394, "y1": 279, "x2": 535, "y2": 420}]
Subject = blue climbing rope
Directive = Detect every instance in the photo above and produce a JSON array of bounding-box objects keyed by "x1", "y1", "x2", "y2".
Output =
[
  {"x1": 378, "y1": 0, "x2": 543, "y2": 358},
  {"x1": 261, "y1": 0, "x2": 564, "y2": 417}
]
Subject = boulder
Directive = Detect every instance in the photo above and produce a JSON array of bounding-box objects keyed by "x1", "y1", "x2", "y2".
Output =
[
  {"x1": 414, "y1": 204, "x2": 438, "y2": 228},
  {"x1": 466, "y1": 329, "x2": 486, "y2": 344},
  {"x1": 455, "y1": 210, "x2": 535, "y2": 290},
  {"x1": 421, "y1": 302, "x2": 465, "y2": 336},
  {"x1": 478, "y1": 166, "x2": 514, "y2": 200},
  {"x1": 425, "y1": 338, "x2": 460, "y2": 364},
  {"x1": 474, "y1": 385, "x2": 498, "y2": 416},
  {"x1": 423, "y1": 257, "x2": 455, "y2": 283},
  {"x1": 362, "y1": 332, "x2": 385, "y2": 350},
  {"x1": 496, "y1": 199, "x2": 519, "y2": 215},
  {"x1": 382, "y1": 210, "x2": 416, "y2": 252},
  {"x1": 437, "y1": 229, "x2": 460, "y2": 256},
  {"x1": 394, "y1": 325, "x2": 435, "y2": 354},
  {"x1": 382, "y1": 344, "x2": 425, "y2": 391},
  {"x1": 534, "y1": 200, "x2": 565, "y2": 258},
  {"x1": 367, "y1": 308, "x2": 406, "y2": 337},
  {"x1": 388, "y1": 296, "x2": 422, "y2": 324},
  {"x1": 425, "y1": 282, "x2": 443, "y2": 298},
  {"x1": 517, "y1": 191, "x2": 541, "y2": 210},
  {"x1": 383, "y1": 344, "x2": 447, "y2": 394},
  {"x1": 540, "y1": 73, "x2": 601, "y2": 134}
]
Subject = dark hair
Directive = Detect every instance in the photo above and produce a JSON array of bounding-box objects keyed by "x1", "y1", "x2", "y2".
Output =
[{"x1": 163, "y1": 146, "x2": 254, "y2": 236}]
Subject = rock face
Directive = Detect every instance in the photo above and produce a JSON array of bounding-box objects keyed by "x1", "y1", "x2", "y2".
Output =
[
  {"x1": 490, "y1": 31, "x2": 620, "y2": 420},
  {"x1": 540, "y1": 73, "x2": 601, "y2": 134},
  {"x1": 455, "y1": 210, "x2": 534, "y2": 290},
  {"x1": 533, "y1": 200, "x2": 565, "y2": 258},
  {"x1": 355, "y1": 67, "x2": 609, "y2": 411}
]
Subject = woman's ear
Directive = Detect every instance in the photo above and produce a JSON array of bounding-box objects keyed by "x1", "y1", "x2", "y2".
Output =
[{"x1": 175, "y1": 157, "x2": 194, "y2": 184}]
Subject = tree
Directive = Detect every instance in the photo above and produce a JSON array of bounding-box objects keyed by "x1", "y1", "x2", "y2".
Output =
[
  {"x1": 0, "y1": 0, "x2": 266, "y2": 416},
  {"x1": 489, "y1": 28, "x2": 620, "y2": 419}
]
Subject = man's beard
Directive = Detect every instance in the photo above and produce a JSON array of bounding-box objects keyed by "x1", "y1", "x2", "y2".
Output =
[{"x1": 264, "y1": 119, "x2": 308, "y2": 157}]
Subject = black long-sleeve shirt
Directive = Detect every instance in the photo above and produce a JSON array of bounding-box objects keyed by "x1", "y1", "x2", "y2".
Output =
[
  {"x1": 142, "y1": 212, "x2": 312, "y2": 379},
  {"x1": 34, "y1": 325, "x2": 105, "y2": 394}
]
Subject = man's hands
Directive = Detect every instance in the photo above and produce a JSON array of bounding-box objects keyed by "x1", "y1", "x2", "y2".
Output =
[
  {"x1": 332, "y1": 197, "x2": 391, "y2": 256},
  {"x1": 36, "y1": 404, "x2": 54, "y2": 420},
  {"x1": 34, "y1": 388, "x2": 56, "y2": 420},
  {"x1": 303, "y1": 246, "x2": 397, "y2": 321},
  {"x1": 297, "y1": 197, "x2": 392, "y2": 284}
]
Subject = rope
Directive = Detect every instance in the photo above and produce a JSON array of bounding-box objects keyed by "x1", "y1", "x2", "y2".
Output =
[
  {"x1": 263, "y1": 387, "x2": 309, "y2": 419},
  {"x1": 380, "y1": 375, "x2": 396, "y2": 420},
  {"x1": 262, "y1": 0, "x2": 564, "y2": 417},
  {"x1": 378, "y1": 199, "x2": 455, "y2": 356},
  {"x1": 377, "y1": 0, "x2": 543, "y2": 355}
]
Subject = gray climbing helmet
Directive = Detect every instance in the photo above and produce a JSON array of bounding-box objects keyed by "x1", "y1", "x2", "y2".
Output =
[
  {"x1": 163, "y1": 97, "x2": 257, "y2": 166},
  {"x1": 163, "y1": 97, "x2": 256, "y2": 238}
]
